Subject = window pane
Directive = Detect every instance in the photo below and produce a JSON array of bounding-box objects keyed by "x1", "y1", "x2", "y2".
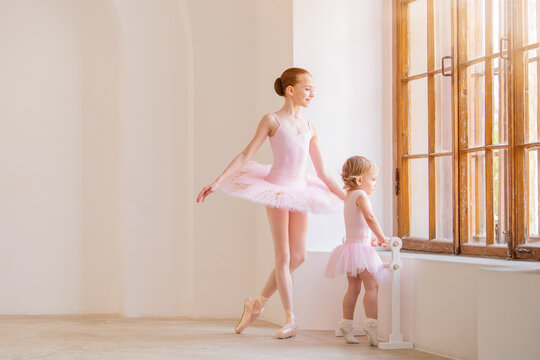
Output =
[
  {"x1": 466, "y1": 63, "x2": 486, "y2": 147},
  {"x1": 493, "y1": 57, "x2": 509, "y2": 144},
  {"x1": 526, "y1": 0, "x2": 538, "y2": 45},
  {"x1": 466, "y1": 0, "x2": 486, "y2": 59},
  {"x1": 434, "y1": 0, "x2": 452, "y2": 65},
  {"x1": 493, "y1": 149, "x2": 509, "y2": 244},
  {"x1": 467, "y1": 151, "x2": 486, "y2": 244},
  {"x1": 490, "y1": 0, "x2": 510, "y2": 53},
  {"x1": 436, "y1": 156, "x2": 453, "y2": 241},
  {"x1": 526, "y1": 49, "x2": 539, "y2": 143},
  {"x1": 435, "y1": 74, "x2": 452, "y2": 152},
  {"x1": 410, "y1": 158, "x2": 429, "y2": 238},
  {"x1": 492, "y1": 0, "x2": 502, "y2": 53},
  {"x1": 410, "y1": 78, "x2": 429, "y2": 154},
  {"x1": 528, "y1": 149, "x2": 540, "y2": 244},
  {"x1": 408, "y1": 0, "x2": 427, "y2": 76},
  {"x1": 514, "y1": 0, "x2": 539, "y2": 47}
]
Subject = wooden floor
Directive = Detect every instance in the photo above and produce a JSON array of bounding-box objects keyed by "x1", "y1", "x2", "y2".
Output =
[{"x1": 0, "y1": 315, "x2": 450, "y2": 360}]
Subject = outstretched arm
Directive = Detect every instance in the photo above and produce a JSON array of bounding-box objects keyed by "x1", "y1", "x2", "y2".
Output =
[
  {"x1": 309, "y1": 126, "x2": 346, "y2": 201},
  {"x1": 196, "y1": 114, "x2": 276, "y2": 203},
  {"x1": 356, "y1": 193, "x2": 390, "y2": 246}
]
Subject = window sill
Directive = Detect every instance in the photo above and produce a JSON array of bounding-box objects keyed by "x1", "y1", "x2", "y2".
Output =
[{"x1": 310, "y1": 248, "x2": 540, "y2": 270}]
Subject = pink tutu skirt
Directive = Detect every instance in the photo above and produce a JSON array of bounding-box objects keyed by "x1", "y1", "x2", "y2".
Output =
[
  {"x1": 324, "y1": 240, "x2": 390, "y2": 281},
  {"x1": 219, "y1": 161, "x2": 342, "y2": 214}
]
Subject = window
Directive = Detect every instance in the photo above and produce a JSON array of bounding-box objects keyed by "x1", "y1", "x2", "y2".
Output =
[{"x1": 395, "y1": 0, "x2": 540, "y2": 260}]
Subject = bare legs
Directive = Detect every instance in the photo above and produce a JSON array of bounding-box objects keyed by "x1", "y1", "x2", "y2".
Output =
[
  {"x1": 260, "y1": 208, "x2": 308, "y2": 305},
  {"x1": 361, "y1": 270, "x2": 379, "y2": 319},
  {"x1": 342, "y1": 270, "x2": 378, "y2": 320},
  {"x1": 343, "y1": 276, "x2": 362, "y2": 320},
  {"x1": 341, "y1": 270, "x2": 379, "y2": 345},
  {"x1": 235, "y1": 207, "x2": 307, "y2": 337},
  {"x1": 258, "y1": 207, "x2": 307, "y2": 338},
  {"x1": 340, "y1": 275, "x2": 363, "y2": 343}
]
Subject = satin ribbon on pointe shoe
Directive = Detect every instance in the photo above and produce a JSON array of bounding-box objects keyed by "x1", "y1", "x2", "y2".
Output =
[
  {"x1": 234, "y1": 297, "x2": 263, "y2": 334},
  {"x1": 275, "y1": 319, "x2": 297, "y2": 339}
]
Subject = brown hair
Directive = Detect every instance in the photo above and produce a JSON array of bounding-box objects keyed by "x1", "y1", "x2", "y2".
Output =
[
  {"x1": 341, "y1": 156, "x2": 378, "y2": 192},
  {"x1": 274, "y1": 67, "x2": 311, "y2": 96}
]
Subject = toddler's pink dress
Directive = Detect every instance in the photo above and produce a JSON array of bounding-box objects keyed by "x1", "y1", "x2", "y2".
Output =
[
  {"x1": 324, "y1": 189, "x2": 389, "y2": 281},
  {"x1": 219, "y1": 114, "x2": 342, "y2": 214}
]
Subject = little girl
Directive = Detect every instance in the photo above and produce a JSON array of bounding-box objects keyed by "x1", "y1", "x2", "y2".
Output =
[{"x1": 324, "y1": 156, "x2": 389, "y2": 346}]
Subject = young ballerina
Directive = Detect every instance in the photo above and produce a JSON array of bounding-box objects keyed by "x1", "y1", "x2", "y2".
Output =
[
  {"x1": 197, "y1": 68, "x2": 345, "y2": 339},
  {"x1": 324, "y1": 156, "x2": 390, "y2": 346}
]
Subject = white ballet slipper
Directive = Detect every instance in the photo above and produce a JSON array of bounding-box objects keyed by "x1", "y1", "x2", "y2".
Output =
[
  {"x1": 339, "y1": 319, "x2": 359, "y2": 344},
  {"x1": 363, "y1": 318, "x2": 378, "y2": 346}
]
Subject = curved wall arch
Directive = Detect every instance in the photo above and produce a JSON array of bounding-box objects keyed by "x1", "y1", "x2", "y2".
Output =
[{"x1": 113, "y1": 0, "x2": 194, "y2": 316}]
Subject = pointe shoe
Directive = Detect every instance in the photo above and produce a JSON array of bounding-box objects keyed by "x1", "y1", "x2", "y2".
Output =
[
  {"x1": 339, "y1": 320, "x2": 359, "y2": 344},
  {"x1": 275, "y1": 319, "x2": 297, "y2": 339},
  {"x1": 363, "y1": 318, "x2": 378, "y2": 346},
  {"x1": 234, "y1": 297, "x2": 263, "y2": 334}
]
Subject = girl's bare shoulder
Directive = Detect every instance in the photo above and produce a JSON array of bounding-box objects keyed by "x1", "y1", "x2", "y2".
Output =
[{"x1": 260, "y1": 112, "x2": 278, "y2": 123}]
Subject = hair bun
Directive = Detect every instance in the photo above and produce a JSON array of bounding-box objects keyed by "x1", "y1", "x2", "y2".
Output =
[
  {"x1": 274, "y1": 77, "x2": 284, "y2": 96},
  {"x1": 273, "y1": 68, "x2": 310, "y2": 97}
]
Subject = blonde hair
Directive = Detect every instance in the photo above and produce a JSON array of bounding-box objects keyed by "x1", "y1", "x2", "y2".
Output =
[{"x1": 341, "y1": 156, "x2": 377, "y2": 192}]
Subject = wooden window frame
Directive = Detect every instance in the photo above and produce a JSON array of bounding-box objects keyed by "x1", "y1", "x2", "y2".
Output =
[
  {"x1": 395, "y1": 0, "x2": 540, "y2": 260},
  {"x1": 396, "y1": 0, "x2": 458, "y2": 254}
]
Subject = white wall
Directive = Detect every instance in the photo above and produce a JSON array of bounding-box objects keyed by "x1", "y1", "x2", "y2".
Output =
[
  {"x1": 477, "y1": 268, "x2": 540, "y2": 360},
  {"x1": 0, "y1": 0, "x2": 195, "y2": 317},
  {"x1": 0, "y1": 0, "x2": 297, "y2": 319},
  {"x1": 0, "y1": 0, "x2": 122, "y2": 314},
  {"x1": 114, "y1": 0, "x2": 193, "y2": 317},
  {"x1": 292, "y1": 0, "x2": 394, "y2": 251},
  {"x1": 189, "y1": 0, "x2": 257, "y2": 318}
]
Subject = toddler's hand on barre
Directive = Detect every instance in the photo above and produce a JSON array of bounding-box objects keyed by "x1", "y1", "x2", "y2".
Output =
[{"x1": 371, "y1": 237, "x2": 390, "y2": 247}]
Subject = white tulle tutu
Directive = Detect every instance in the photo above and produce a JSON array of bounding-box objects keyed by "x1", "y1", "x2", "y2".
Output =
[{"x1": 219, "y1": 161, "x2": 342, "y2": 214}]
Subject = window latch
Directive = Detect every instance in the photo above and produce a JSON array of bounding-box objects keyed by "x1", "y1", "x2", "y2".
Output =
[
  {"x1": 441, "y1": 55, "x2": 453, "y2": 77},
  {"x1": 395, "y1": 168, "x2": 400, "y2": 196},
  {"x1": 500, "y1": 37, "x2": 510, "y2": 60}
]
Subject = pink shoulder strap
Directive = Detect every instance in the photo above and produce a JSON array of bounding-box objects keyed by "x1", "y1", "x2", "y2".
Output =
[{"x1": 271, "y1": 113, "x2": 281, "y2": 125}]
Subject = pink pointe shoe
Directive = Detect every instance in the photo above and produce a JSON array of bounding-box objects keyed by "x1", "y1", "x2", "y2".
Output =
[
  {"x1": 275, "y1": 318, "x2": 297, "y2": 339},
  {"x1": 234, "y1": 297, "x2": 263, "y2": 334}
]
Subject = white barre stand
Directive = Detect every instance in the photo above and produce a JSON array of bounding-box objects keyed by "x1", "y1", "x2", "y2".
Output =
[{"x1": 378, "y1": 237, "x2": 414, "y2": 350}]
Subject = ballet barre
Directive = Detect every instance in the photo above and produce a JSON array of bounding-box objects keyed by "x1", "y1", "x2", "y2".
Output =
[{"x1": 378, "y1": 237, "x2": 414, "y2": 350}]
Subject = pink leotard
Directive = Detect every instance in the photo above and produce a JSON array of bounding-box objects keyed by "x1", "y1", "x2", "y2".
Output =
[
  {"x1": 324, "y1": 190, "x2": 389, "y2": 280},
  {"x1": 265, "y1": 114, "x2": 311, "y2": 188},
  {"x1": 219, "y1": 113, "x2": 341, "y2": 214}
]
